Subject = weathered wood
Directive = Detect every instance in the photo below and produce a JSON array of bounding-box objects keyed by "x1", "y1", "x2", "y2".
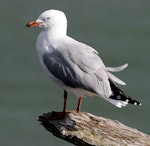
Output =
[{"x1": 39, "y1": 111, "x2": 150, "y2": 146}]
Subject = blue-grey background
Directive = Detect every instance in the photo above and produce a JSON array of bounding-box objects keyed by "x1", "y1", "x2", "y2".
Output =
[{"x1": 0, "y1": 0, "x2": 150, "y2": 146}]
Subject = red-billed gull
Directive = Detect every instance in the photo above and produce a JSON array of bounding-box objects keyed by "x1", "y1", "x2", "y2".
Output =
[{"x1": 26, "y1": 9, "x2": 141, "y2": 114}]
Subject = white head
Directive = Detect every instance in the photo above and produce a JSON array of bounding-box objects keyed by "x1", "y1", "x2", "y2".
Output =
[{"x1": 26, "y1": 9, "x2": 68, "y2": 35}]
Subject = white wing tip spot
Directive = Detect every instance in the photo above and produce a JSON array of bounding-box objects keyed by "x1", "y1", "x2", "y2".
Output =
[{"x1": 125, "y1": 99, "x2": 129, "y2": 103}]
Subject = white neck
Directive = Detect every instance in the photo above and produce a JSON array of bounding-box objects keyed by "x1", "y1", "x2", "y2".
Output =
[
  {"x1": 49, "y1": 27, "x2": 67, "y2": 38},
  {"x1": 37, "y1": 26, "x2": 67, "y2": 52},
  {"x1": 41, "y1": 21, "x2": 67, "y2": 39}
]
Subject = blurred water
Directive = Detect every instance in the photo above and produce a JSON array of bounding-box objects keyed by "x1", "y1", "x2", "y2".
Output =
[{"x1": 0, "y1": 0, "x2": 150, "y2": 146}]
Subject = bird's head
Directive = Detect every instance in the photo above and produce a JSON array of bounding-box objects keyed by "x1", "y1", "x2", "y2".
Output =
[{"x1": 26, "y1": 9, "x2": 67, "y2": 31}]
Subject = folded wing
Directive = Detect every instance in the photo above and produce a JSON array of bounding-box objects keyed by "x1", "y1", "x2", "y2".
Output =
[{"x1": 43, "y1": 38, "x2": 127, "y2": 98}]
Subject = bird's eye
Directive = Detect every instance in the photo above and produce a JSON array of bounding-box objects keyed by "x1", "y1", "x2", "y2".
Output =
[{"x1": 46, "y1": 17, "x2": 50, "y2": 20}]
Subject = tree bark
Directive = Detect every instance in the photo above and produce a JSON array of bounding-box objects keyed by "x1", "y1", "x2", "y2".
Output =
[{"x1": 39, "y1": 111, "x2": 150, "y2": 146}]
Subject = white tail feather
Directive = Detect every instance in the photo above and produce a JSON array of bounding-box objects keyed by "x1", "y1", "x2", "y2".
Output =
[
  {"x1": 105, "y1": 63, "x2": 128, "y2": 85},
  {"x1": 106, "y1": 63, "x2": 128, "y2": 72},
  {"x1": 107, "y1": 72, "x2": 126, "y2": 85},
  {"x1": 105, "y1": 98, "x2": 128, "y2": 108}
]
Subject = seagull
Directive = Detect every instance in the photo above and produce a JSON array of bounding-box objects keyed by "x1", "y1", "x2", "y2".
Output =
[{"x1": 26, "y1": 9, "x2": 141, "y2": 115}]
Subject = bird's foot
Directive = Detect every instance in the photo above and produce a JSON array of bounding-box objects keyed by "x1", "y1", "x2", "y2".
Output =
[
  {"x1": 39, "y1": 109, "x2": 80, "y2": 121},
  {"x1": 47, "y1": 111, "x2": 67, "y2": 120},
  {"x1": 49, "y1": 109, "x2": 80, "y2": 120}
]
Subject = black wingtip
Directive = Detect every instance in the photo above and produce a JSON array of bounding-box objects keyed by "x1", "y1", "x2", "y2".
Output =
[{"x1": 109, "y1": 80, "x2": 141, "y2": 106}]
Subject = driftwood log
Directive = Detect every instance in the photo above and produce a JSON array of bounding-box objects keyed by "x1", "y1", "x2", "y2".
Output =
[{"x1": 39, "y1": 112, "x2": 150, "y2": 146}]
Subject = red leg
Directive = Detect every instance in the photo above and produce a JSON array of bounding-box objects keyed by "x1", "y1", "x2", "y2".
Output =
[
  {"x1": 76, "y1": 96, "x2": 82, "y2": 112},
  {"x1": 48, "y1": 93, "x2": 82, "y2": 120},
  {"x1": 63, "y1": 90, "x2": 67, "y2": 113},
  {"x1": 49, "y1": 90, "x2": 67, "y2": 119}
]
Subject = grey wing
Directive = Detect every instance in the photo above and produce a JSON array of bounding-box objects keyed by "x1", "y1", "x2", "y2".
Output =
[
  {"x1": 43, "y1": 51, "x2": 96, "y2": 93},
  {"x1": 66, "y1": 40, "x2": 127, "y2": 86}
]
